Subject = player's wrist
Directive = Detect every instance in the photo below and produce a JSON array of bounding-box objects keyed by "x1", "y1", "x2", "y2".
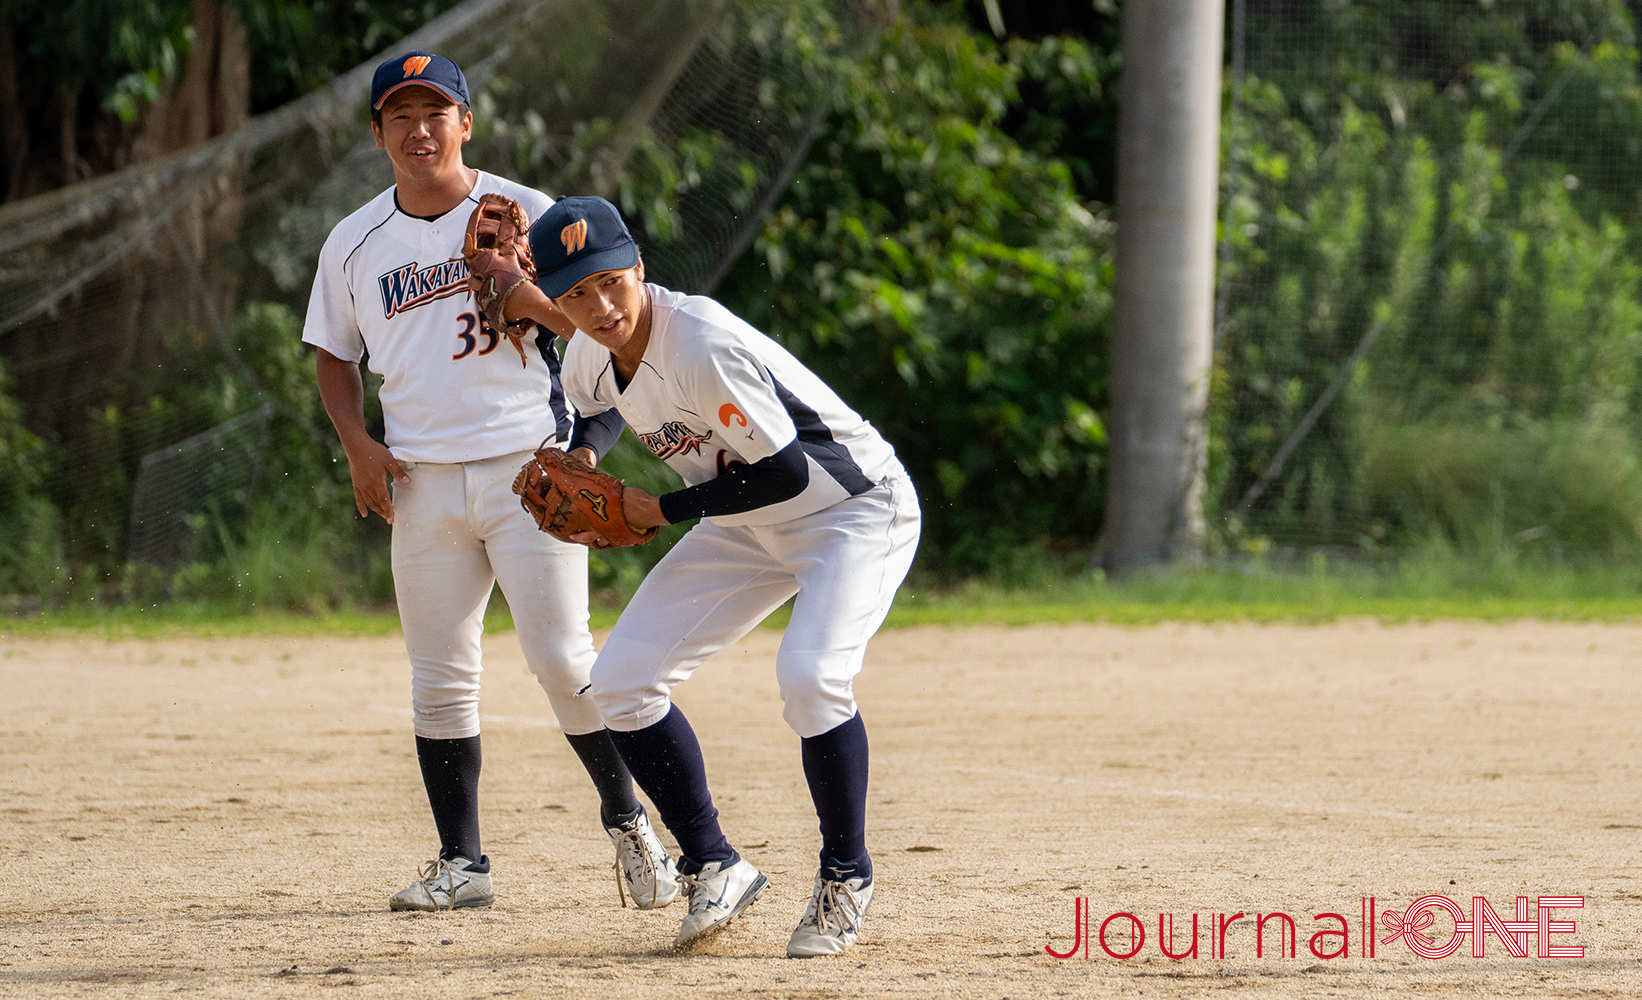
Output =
[
  {"x1": 503, "y1": 280, "x2": 550, "y2": 325},
  {"x1": 625, "y1": 489, "x2": 670, "y2": 529},
  {"x1": 338, "y1": 430, "x2": 386, "y2": 461}
]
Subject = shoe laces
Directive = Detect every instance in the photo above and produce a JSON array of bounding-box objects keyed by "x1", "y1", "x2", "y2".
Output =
[
  {"x1": 678, "y1": 870, "x2": 718, "y2": 915},
  {"x1": 611, "y1": 825, "x2": 660, "y2": 909},
  {"x1": 417, "y1": 858, "x2": 455, "y2": 911},
  {"x1": 805, "y1": 877, "x2": 865, "y2": 937}
]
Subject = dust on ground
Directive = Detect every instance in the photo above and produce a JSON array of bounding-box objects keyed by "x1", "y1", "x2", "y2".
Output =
[{"x1": 2, "y1": 620, "x2": 1639, "y2": 998}]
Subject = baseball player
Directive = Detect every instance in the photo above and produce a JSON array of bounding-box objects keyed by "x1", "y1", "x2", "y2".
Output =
[
  {"x1": 302, "y1": 53, "x2": 677, "y2": 912},
  {"x1": 500, "y1": 196, "x2": 921, "y2": 955}
]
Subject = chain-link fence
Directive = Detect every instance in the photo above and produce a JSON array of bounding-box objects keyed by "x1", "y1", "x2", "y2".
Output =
[
  {"x1": 0, "y1": 0, "x2": 870, "y2": 579},
  {"x1": 127, "y1": 402, "x2": 274, "y2": 572},
  {"x1": 5, "y1": 0, "x2": 1636, "y2": 592},
  {"x1": 1214, "y1": 0, "x2": 1642, "y2": 559}
]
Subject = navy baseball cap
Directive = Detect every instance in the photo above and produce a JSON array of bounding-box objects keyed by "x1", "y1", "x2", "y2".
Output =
[
  {"x1": 371, "y1": 51, "x2": 469, "y2": 110},
  {"x1": 529, "y1": 197, "x2": 641, "y2": 297}
]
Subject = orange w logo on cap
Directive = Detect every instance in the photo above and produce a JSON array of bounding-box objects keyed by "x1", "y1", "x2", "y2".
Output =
[
  {"x1": 403, "y1": 55, "x2": 432, "y2": 77},
  {"x1": 561, "y1": 219, "x2": 588, "y2": 254}
]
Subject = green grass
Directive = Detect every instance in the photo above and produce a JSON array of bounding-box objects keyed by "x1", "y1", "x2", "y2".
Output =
[
  {"x1": 2, "y1": 554, "x2": 1637, "y2": 638},
  {"x1": 934, "y1": 551, "x2": 1638, "y2": 623},
  {"x1": 880, "y1": 572, "x2": 1642, "y2": 627},
  {"x1": 0, "y1": 590, "x2": 619, "y2": 639},
  {"x1": 0, "y1": 602, "x2": 411, "y2": 639}
]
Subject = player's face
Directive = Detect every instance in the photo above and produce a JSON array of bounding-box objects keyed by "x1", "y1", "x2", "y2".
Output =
[
  {"x1": 554, "y1": 264, "x2": 649, "y2": 353},
  {"x1": 372, "y1": 86, "x2": 471, "y2": 184}
]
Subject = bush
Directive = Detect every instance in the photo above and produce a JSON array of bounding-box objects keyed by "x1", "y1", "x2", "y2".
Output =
[
  {"x1": 0, "y1": 361, "x2": 65, "y2": 597},
  {"x1": 1362, "y1": 420, "x2": 1642, "y2": 556},
  {"x1": 716, "y1": 21, "x2": 1114, "y2": 574},
  {"x1": 1215, "y1": 14, "x2": 1642, "y2": 555}
]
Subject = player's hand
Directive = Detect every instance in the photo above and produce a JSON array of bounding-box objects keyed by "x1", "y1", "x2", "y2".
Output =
[
  {"x1": 569, "y1": 446, "x2": 598, "y2": 467},
  {"x1": 504, "y1": 282, "x2": 576, "y2": 340},
  {"x1": 621, "y1": 486, "x2": 668, "y2": 531},
  {"x1": 562, "y1": 486, "x2": 667, "y2": 549},
  {"x1": 342, "y1": 437, "x2": 411, "y2": 523}
]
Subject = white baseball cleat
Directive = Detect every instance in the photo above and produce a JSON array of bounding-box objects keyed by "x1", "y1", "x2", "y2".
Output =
[
  {"x1": 786, "y1": 865, "x2": 874, "y2": 957},
  {"x1": 607, "y1": 806, "x2": 680, "y2": 909},
  {"x1": 673, "y1": 857, "x2": 768, "y2": 949},
  {"x1": 389, "y1": 856, "x2": 494, "y2": 911}
]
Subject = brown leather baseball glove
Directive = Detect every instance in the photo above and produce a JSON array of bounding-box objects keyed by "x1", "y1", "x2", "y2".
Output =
[
  {"x1": 460, "y1": 193, "x2": 538, "y2": 366},
  {"x1": 512, "y1": 447, "x2": 658, "y2": 548}
]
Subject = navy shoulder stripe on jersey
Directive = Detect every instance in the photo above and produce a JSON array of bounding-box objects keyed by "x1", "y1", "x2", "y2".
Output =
[
  {"x1": 535, "y1": 336, "x2": 573, "y2": 443},
  {"x1": 769, "y1": 374, "x2": 874, "y2": 495},
  {"x1": 342, "y1": 205, "x2": 399, "y2": 274},
  {"x1": 590, "y1": 356, "x2": 616, "y2": 404}
]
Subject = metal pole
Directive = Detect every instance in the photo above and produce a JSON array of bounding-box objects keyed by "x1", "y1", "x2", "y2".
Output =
[{"x1": 1100, "y1": 0, "x2": 1226, "y2": 575}]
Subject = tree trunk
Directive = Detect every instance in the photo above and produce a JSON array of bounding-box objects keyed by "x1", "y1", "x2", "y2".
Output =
[
  {"x1": 212, "y1": 6, "x2": 249, "y2": 137},
  {"x1": 1100, "y1": 0, "x2": 1224, "y2": 576},
  {"x1": 96, "y1": 0, "x2": 254, "y2": 384},
  {"x1": 0, "y1": 24, "x2": 27, "y2": 200},
  {"x1": 57, "y1": 81, "x2": 79, "y2": 186},
  {"x1": 137, "y1": 0, "x2": 250, "y2": 162}
]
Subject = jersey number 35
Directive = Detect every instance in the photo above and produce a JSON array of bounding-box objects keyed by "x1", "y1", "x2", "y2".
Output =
[{"x1": 452, "y1": 312, "x2": 499, "y2": 360}]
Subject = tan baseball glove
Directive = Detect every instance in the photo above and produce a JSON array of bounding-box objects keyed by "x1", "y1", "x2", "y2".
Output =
[
  {"x1": 460, "y1": 193, "x2": 537, "y2": 366},
  {"x1": 512, "y1": 447, "x2": 658, "y2": 548}
]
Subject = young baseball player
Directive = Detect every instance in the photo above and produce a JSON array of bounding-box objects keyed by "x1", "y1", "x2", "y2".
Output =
[
  {"x1": 500, "y1": 196, "x2": 921, "y2": 955},
  {"x1": 302, "y1": 53, "x2": 678, "y2": 912}
]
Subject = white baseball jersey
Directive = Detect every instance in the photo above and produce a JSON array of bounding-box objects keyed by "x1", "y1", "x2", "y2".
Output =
[
  {"x1": 302, "y1": 171, "x2": 568, "y2": 464},
  {"x1": 561, "y1": 284, "x2": 901, "y2": 527}
]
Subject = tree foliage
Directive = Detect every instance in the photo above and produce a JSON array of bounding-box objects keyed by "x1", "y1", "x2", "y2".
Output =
[
  {"x1": 1217, "y1": 0, "x2": 1642, "y2": 554},
  {"x1": 716, "y1": 20, "x2": 1114, "y2": 574},
  {"x1": 234, "y1": 0, "x2": 464, "y2": 113},
  {"x1": 0, "y1": 359, "x2": 61, "y2": 597},
  {"x1": 10, "y1": 0, "x2": 1642, "y2": 602},
  {"x1": 0, "y1": 0, "x2": 462, "y2": 195}
]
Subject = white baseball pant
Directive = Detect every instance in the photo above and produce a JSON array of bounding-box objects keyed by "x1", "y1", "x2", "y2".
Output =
[
  {"x1": 590, "y1": 471, "x2": 921, "y2": 739},
  {"x1": 390, "y1": 449, "x2": 604, "y2": 739}
]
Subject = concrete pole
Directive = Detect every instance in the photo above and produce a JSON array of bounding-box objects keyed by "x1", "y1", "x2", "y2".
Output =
[{"x1": 1101, "y1": 0, "x2": 1224, "y2": 576}]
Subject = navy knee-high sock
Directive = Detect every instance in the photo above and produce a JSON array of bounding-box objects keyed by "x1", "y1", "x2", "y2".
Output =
[
  {"x1": 415, "y1": 735, "x2": 485, "y2": 866},
  {"x1": 563, "y1": 729, "x2": 641, "y2": 826},
  {"x1": 801, "y1": 712, "x2": 871, "y2": 878},
  {"x1": 604, "y1": 705, "x2": 734, "y2": 873}
]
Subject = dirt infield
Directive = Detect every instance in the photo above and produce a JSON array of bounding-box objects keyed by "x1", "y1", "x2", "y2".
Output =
[{"x1": 2, "y1": 620, "x2": 1639, "y2": 998}]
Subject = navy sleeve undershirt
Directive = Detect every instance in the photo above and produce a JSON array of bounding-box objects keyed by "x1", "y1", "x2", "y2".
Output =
[
  {"x1": 568, "y1": 408, "x2": 628, "y2": 462},
  {"x1": 658, "y1": 440, "x2": 809, "y2": 523}
]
